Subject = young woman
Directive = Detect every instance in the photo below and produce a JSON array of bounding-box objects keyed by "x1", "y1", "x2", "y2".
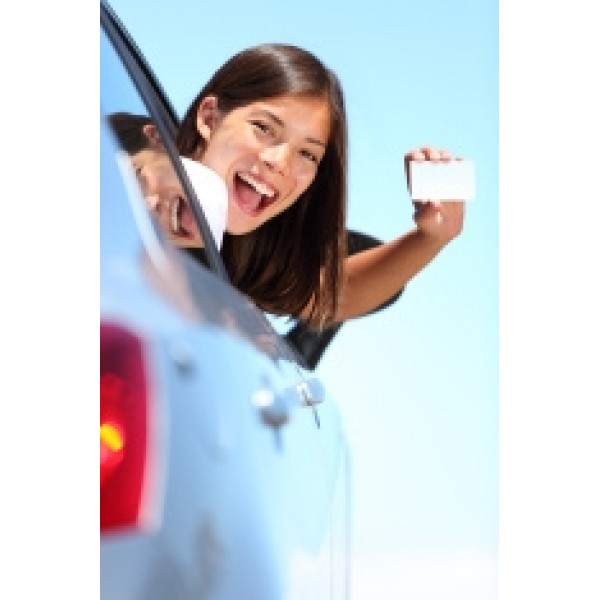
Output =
[
  {"x1": 176, "y1": 43, "x2": 464, "y2": 328},
  {"x1": 108, "y1": 43, "x2": 465, "y2": 329}
]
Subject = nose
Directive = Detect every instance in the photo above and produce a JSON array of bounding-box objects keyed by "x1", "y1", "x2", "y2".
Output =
[
  {"x1": 260, "y1": 143, "x2": 291, "y2": 176},
  {"x1": 137, "y1": 170, "x2": 162, "y2": 211},
  {"x1": 144, "y1": 193, "x2": 160, "y2": 211}
]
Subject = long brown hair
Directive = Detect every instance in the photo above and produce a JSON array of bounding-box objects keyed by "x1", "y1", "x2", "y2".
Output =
[{"x1": 177, "y1": 43, "x2": 347, "y2": 328}]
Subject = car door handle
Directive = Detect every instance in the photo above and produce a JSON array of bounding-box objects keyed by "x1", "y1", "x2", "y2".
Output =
[{"x1": 252, "y1": 387, "x2": 290, "y2": 428}]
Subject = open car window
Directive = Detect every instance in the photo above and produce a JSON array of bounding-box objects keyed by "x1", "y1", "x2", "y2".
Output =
[{"x1": 100, "y1": 2, "x2": 228, "y2": 280}]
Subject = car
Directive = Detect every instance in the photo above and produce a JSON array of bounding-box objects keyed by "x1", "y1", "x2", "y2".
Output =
[{"x1": 100, "y1": 1, "x2": 353, "y2": 598}]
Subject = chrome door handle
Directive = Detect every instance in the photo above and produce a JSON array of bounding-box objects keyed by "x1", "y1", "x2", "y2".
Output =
[{"x1": 251, "y1": 388, "x2": 289, "y2": 428}]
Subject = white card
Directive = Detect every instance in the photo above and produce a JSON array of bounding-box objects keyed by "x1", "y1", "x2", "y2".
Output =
[{"x1": 409, "y1": 160, "x2": 476, "y2": 201}]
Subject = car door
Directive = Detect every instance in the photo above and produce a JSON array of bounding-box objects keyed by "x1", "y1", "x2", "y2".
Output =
[{"x1": 100, "y1": 2, "x2": 350, "y2": 598}]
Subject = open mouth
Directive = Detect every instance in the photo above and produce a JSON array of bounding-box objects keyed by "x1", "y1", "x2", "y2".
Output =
[
  {"x1": 234, "y1": 172, "x2": 278, "y2": 215},
  {"x1": 169, "y1": 196, "x2": 195, "y2": 238}
]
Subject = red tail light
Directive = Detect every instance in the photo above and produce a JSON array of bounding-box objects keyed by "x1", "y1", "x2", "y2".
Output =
[{"x1": 100, "y1": 322, "x2": 151, "y2": 532}]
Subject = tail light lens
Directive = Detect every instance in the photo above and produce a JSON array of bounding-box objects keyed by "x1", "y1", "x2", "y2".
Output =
[{"x1": 100, "y1": 321, "x2": 151, "y2": 532}]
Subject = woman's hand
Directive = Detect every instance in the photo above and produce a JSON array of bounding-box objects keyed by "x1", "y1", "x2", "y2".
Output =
[{"x1": 404, "y1": 146, "x2": 466, "y2": 244}]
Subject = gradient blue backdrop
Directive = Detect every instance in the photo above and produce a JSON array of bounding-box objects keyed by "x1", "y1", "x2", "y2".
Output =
[{"x1": 108, "y1": 1, "x2": 498, "y2": 597}]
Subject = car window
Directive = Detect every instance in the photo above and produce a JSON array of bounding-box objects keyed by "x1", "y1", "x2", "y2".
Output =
[{"x1": 100, "y1": 13, "x2": 230, "y2": 277}]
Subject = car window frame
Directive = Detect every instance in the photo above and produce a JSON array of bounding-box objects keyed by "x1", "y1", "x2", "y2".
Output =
[{"x1": 100, "y1": 0, "x2": 229, "y2": 282}]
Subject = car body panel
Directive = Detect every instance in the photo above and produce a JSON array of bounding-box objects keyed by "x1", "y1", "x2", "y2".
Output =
[{"x1": 100, "y1": 2, "x2": 350, "y2": 597}]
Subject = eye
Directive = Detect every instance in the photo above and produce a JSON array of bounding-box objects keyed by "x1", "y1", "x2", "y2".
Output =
[
  {"x1": 133, "y1": 165, "x2": 149, "y2": 194},
  {"x1": 300, "y1": 149, "x2": 319, "y2": 164},
  {"x1": 251, "y1": 120, "x2": 275, "y2": 137}
]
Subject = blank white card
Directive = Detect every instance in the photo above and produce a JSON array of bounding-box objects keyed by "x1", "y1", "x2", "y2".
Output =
[{"x1": 409, "y1": 160, "x2": 476, "y2": 201}]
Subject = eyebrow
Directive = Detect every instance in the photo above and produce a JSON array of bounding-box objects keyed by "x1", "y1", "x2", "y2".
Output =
[{"x1": 253, "y1": 109, "x2": 327, "y2": 149}]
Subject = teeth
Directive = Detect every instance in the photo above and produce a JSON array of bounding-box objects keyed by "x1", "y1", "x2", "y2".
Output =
[
  {"x1": 238, "y1": 173, "x2": 275, "y2": 198},
  {"x1": 170, "y1": 197, "x2": 179, "y2": 233}
]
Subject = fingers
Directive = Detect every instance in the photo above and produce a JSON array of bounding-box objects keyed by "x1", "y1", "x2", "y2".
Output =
[
  {"x1": 404, "y1": 145, "x2": 463, "y2": 194},
  {"x1": 405, "y1": 146, "x2": 459, "y2": 162}
]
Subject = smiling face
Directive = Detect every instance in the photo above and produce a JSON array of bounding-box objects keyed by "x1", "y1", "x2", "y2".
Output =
[
  {"x1": 195, "y1": 94, "x2": 331, "y2": 235},
  {"x1": 131, "y1": 147, "x2": 204, "y2": 248}
]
